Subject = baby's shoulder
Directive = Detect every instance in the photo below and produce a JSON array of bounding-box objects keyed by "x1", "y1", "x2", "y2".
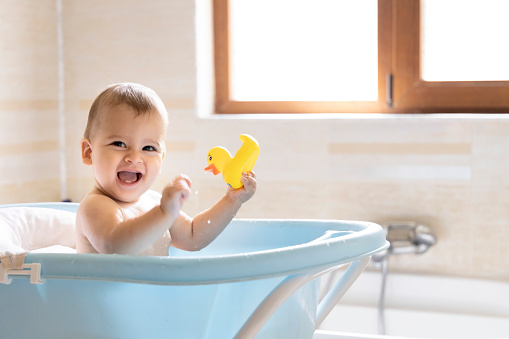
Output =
[{"x1": 77, "y1": 192, "x2": 119, "y2": 216}]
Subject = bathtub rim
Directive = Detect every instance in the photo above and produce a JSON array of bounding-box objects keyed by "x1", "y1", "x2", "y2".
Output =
[{"x1": 2, "y1": 202, "x2": 389, "y2": 286}]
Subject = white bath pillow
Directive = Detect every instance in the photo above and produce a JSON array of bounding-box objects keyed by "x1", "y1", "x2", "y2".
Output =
[
  {"x1": 30, "y1": 245, "x2": 77, "y2": 254},
  {"x1": 0, "y1": 207, "x2": 76, "y2": 252},
  {"x1": 0, "y1": 217, "x2": 25, "y2": 256}
]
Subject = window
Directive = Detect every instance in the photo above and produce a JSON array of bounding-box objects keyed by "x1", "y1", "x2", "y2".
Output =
[{"x1": 214, "y1": 0, "x2": 509, "y2": 113}]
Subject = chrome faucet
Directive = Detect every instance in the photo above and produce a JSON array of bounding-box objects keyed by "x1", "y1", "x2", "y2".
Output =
[
  {"x1": 372, "y1": 221, "x2": 437, "y2": 262},
  {"x1": 370, "y1": 221, "x2": 437, "y2": 336},
  {"x1": 385, "y1": 221, "x2": 437, "y2": 254}
]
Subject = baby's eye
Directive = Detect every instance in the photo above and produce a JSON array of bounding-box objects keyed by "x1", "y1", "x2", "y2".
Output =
[
  {"x1": 143, "y1": 145, "x2": 157, "y2": 152},
  {"x1": 112, "y1": 141, "x2": 126, "y2": 148}
]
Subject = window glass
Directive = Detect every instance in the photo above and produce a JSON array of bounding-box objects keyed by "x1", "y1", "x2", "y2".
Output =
[
  {"x1": 421, "y1": 0, "x2": 509, "y2": 82},
  {"x1": 229, "y1": 0, "x2": 378, "y2": 101}
]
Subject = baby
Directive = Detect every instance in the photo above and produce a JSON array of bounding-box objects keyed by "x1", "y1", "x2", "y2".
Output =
[{"x1": 75, "y1": 83, "x2": 256, "y2": 255}]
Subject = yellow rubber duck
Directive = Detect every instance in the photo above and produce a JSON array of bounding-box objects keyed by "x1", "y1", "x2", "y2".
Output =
[{"x1": 204, "y1": 134, "x2": 260, "y2": 189}]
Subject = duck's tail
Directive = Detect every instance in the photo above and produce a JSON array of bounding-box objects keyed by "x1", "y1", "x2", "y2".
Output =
[{"x1": 237, "y1": 134, "x2": 260, "y2": 172}]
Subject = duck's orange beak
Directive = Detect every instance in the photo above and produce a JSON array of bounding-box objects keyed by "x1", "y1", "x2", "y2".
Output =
[{"x1": 204, "y1": 164, "x2": 220, "y2": 175}]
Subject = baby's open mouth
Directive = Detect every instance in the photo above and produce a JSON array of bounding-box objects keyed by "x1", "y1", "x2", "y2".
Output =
[{"x1": 117, "y1": 171, "x2": 142, "y2": 184}]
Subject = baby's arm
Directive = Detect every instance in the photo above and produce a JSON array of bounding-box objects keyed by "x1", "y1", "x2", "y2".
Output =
[
  {"x1": 76, "y1": 177, "x2": 190, "y2": 255},
  {"x1": 170, "y1": 171, "x2": 257, "y2": 251}
]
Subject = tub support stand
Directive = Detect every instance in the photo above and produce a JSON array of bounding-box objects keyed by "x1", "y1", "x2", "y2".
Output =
[
  {"x1": 315, "y1": 257, "x2": 370, "y2": 328},
  {"x1": 234, "y1": 256, "x2": 371, "y2": 339}
]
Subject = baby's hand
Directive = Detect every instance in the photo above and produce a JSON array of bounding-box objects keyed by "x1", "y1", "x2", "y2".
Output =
[
  {"x1": 227, "y1": 171, "x2": 257, "y2": 204},
  {"x1": 161, "y1": 174, "x2": 192, "y2": 217}
]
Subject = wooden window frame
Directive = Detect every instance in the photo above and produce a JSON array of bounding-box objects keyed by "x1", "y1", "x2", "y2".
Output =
[{"x1": 214, "y1": 0, "x2": 509, "y2": 114}]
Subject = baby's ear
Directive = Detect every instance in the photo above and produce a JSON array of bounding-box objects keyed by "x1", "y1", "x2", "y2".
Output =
[{"x1": 81, "y1": 138, "x2": 93, "y2": 165}]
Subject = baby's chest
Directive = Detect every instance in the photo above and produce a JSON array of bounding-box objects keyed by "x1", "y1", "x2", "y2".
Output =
[{"x1": 121, "y1": 193, "x2": 160, "y2": 219}]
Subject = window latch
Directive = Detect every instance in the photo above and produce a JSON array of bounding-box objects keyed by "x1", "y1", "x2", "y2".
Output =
[{"x1": 386, "y1": 74, "x2": 393, "y2": 108}]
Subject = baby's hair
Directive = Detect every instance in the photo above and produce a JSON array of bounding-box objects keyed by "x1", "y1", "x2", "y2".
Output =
[{"x1": 84, "y1": 82, "x2": 168, "y2": 139}]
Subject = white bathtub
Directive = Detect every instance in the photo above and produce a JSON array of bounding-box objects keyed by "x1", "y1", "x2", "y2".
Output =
[{"x1": 315, "y1": 270, "x2": 509, "y2": 339}]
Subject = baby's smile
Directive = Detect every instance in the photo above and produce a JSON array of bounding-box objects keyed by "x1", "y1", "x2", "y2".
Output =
[{"x1": 118, "y1": 171, "x2": 142, "y2": 184}]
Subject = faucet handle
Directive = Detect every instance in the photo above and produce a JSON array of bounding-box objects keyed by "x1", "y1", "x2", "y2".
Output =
[{"x1": 381, "y1": 221, "x2": 437, "y2": 255}]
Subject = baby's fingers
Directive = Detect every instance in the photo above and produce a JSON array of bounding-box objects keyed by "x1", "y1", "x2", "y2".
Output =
[
  {"x1": 241, "y1": 171, "x2": 257, "y2": 191},
  {"x1": 175, "y1": 174, "x2": 192, "y2": 189},
  {"x1": 175, "y1": 174, "x2": 192, "y2": 202}
]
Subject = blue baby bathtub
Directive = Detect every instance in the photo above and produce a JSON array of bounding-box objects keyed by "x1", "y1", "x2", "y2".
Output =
[{"x1": 0, "y1": 203, "x2": 388, "y2": 339}]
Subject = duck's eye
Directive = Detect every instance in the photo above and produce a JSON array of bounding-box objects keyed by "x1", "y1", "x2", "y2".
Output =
[{"x1": 208, "y1": 155, "x2": 212, "y2": 161}]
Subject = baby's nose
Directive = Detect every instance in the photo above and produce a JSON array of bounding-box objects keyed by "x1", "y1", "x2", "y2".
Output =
[{"x1": 125, "y1": 150, "x2": 143, "y2": 164}]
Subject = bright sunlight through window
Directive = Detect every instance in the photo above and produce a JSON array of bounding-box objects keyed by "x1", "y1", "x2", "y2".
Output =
[
  {"x1": 421, "y1": 0, "x2": 509, "y2": 82},
  {"x1": 229, "y1": 0, "x2": 378, "y2": 101}
]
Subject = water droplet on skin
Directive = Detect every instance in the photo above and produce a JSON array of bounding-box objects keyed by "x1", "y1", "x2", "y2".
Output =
[
  {"x1": 207, "y1": 220, "x2": 211, "y2": 224},
  {"x1": 195, "y1": 190, "x2": 199, "y2": 195}
]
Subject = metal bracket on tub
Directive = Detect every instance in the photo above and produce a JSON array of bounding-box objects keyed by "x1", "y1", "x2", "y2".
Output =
[{"x1": 0, "y1": 263, "x2": 44, "y2": 285}]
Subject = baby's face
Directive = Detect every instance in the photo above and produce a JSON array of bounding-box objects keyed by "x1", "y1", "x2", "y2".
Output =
[{"x1": 88, "y1": 104, "x2": 166, "y2": 203}]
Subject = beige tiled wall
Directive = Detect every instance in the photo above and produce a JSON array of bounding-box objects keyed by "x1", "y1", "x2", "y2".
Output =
[
  {"x1": 1, "y1": 1, "x2": 508, "y2": 282},
  {"x1": 0, "y1": 1, "x2": 61, "y2": 202}
]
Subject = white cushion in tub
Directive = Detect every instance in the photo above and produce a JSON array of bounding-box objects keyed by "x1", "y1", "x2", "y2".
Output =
[{"x1": 0, "y1": 207, "x2": 76, "y2": 254}]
